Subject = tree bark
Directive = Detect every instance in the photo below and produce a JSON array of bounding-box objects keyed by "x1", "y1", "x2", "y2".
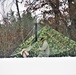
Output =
[
  {"x1": 16, "y1": 0, "x2": 24, "y2": 42},
  {"x1": 68, "y1": 0, "x2": 76, "y2": 41},
  {"x1": 16, "y1": 0, "x2": 21, "y2": 21}
]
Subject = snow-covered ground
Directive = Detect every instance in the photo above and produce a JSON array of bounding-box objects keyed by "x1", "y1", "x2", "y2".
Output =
[{"x1": 0, "y1": 57, "x2": 76, "y2": 75}]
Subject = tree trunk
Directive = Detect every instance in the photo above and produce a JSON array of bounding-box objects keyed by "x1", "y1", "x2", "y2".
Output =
[
  {"x1": 16, "y1": 0, "x2": 21, "y2": 21},
  {"x1": 16, "y1": 0, "x2": 24, "y2": 42},
  {"x1": 68, "y1": 0, "x2": 76, "y2": 41}
]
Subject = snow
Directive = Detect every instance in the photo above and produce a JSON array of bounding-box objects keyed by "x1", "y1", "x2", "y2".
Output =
[{"x1": 0, "y1": 57, "x2": 76, "y2": 75}]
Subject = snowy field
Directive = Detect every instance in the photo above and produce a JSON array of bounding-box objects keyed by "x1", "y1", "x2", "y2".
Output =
[{"x1": 0, "y1": 57, "x2": 76, "y2": 75}]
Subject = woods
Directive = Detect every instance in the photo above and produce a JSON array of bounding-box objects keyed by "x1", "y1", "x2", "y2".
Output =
[{"x1": 0, "y1": 0, "x2": 76, "y2": 57}]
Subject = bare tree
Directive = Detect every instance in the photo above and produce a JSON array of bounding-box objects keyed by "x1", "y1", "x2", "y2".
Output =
[
  {"x1": 15, "y1": 0, "x2": 24, "y2": 43},
  {"x1": 15, "y1": 0, "x2": 21, "y2": 21},
  {"x1": 23, "y1": 0, "x2": 76, "y2": 41}
]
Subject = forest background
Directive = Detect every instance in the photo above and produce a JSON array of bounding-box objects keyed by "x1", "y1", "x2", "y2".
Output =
[{"x1": 0, "y1": 0, "x2": 76, "y2": 57}]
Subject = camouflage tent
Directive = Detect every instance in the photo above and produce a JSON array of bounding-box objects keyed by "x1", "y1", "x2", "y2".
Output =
[{"x1": 11, "y1": 25, "x2": 76, "y2": 57}]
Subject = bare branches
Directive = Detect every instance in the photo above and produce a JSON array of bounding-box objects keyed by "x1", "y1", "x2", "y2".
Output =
[{"x1": 17, "y1": 0, "x2": 24, "y2": 3}]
